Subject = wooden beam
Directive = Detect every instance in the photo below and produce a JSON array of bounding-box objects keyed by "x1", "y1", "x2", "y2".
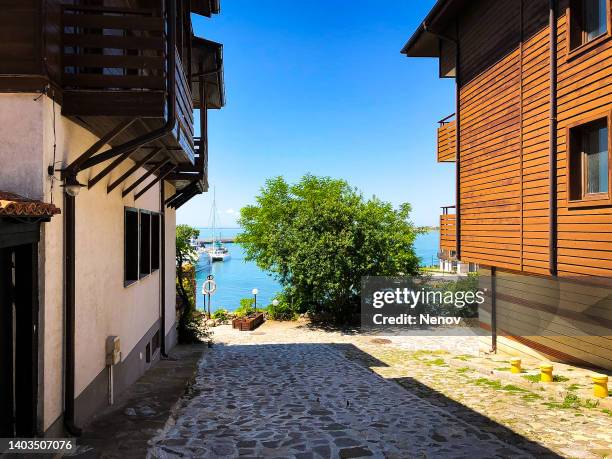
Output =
[
  {"x1": 107, "y1": 148, "x2": 161, "y2": 194},
  {"x1": 64, "y1": 119, "x2": 137, "y2": 177},
  {"x1": 88, "y1": 148, "x2": 137, "y2": 189},
  {"x1": 133, "y1": 166, "x2": 176, "y2": 201},
  {"x1": 122, "y1": 159, "x2": 171, "y2": 197}
]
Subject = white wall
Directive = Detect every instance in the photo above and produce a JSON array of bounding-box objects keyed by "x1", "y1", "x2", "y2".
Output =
[{"x1": 0, "y1": 94, "x2": 177, "y2": 431}]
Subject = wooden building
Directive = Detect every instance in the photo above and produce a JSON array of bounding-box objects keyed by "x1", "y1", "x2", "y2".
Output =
[
  {"x1": 0, "y1": 0, "x2": 224, "y2": 437},
  {"x1": 403, "y1": 0, "x2": 612, "y2": 370}
]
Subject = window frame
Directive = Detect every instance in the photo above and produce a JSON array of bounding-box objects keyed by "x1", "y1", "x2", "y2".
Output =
[
  {"x1": 124, "y1": 207, "x2": 140, "y2": 286},
  {"x1": 566, "y1": 110, "x2": 612, "y2": 208},
  {"x1": 567, "y1": 0, "x2": 612, "y2": 59},
  {"x1": 139, "y1": 210, "x2": 152, "y2": 278},
  {"x1": 151, "y1": 213, "x2": 161, "y2": 272},
  {"x1": 124, "y1": 207, "x2": 162, "y2": 287}
]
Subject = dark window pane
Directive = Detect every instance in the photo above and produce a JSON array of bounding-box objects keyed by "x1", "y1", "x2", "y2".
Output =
[
  {"x1": 584, "y1": 0, "x2": 607, "y2": 42},
  {"x1": 584, "y1": 123, "x2": 608, "y2": 194},
  {"x1": 151, "y1": 214, "x2": 160, "y2": 271},
  {"x1": 125, "y1": 210, "x2": 139, "y2": 282},
  {"x1": 140, "y1": 212, "x2": 151, "y2": 276}
]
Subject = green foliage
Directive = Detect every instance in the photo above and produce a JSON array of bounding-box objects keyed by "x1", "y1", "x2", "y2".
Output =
[
  {"x1": 212, "y1": 308, "x2": 231, "y2": 322},
  {"x1": 522, "y1": 374, "x2": 570, "y2": 383},
  {"x1": 237, "y1": 175, "x2": 422, "y2": 322},
  {"x1": 266, "y1": 293, "x2": 299, "y2": 321},
  {"x1": 234, "y1": 298, "x2": 255, "y2": 317},
  {"x1": 176, "y1": 224, "x2": 200, "y2": 266},
  {"x1": 544, "y1": 394, "x2": 599, "y2": 410},
  {"x1": 175, "y1": 225, "x2": 210, "y2": 344}
]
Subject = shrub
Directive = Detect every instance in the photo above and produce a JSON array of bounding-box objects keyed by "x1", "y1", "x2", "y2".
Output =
[
  {"x1": 266, "y1": 296, "x2": 298, "y2": 321},
  {"x1": 212, "y1": 308, "x2": 231, "y2": 322},
  {"x1": 234, "y1": 298, "x2": 255, "y2": 317}
]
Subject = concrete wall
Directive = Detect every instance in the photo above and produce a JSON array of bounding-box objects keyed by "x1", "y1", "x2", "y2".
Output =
[{"x1": 0, "y1": 93, "x2": 177, "y2": 432}]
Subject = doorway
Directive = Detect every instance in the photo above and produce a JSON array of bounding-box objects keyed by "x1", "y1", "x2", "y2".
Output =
[{"x1": 0, "y1": 222, "x2": 39, "y2": 437}]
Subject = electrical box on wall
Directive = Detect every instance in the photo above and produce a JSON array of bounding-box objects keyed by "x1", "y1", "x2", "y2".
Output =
[{"x1": 106, "y1": 336, "x2": 121, "y2": 365}]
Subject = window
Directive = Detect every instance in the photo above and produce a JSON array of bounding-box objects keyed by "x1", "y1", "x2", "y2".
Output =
[
  {"x1": 151, "y1": 214, "x2": 160, "y2": 271},
  {"x1": 152, "y1": 330, "x2": 160, "y2": 354},
  {"x1": 567, "y1": 114, "x2": 611, "y2": 206},
  {"x1": 140, "y1": 211, "x2": 151, "y2": 277},
  {"x1": 569, "y1": 0, "x2": 610, "y2": 51},
  {"x1": 124, "y1": 208, "x2": 161, "y2": 285},
  {"x1": 125, "y1": 209, "x2": 139, "y2": 283}
]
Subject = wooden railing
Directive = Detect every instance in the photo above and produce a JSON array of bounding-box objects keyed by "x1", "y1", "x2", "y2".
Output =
[
  {"x1": 437, "y1": 114, "x2": 456, "y2": 162},
  {"x1": 61, "y1": 4, "x2": 165, "y2": 90},
  {"x1": 61, "y1": 4, "x2": 195, "y2": 162},
  {"x1": 440, "y1": 211, "x2": 457, "y2": 253},
  {"x1": 174, "y1": 49, "x2": 195, "y2": 161},
  {"x1": 194, "y1": 136, "x2": 208, "y2": 183}
]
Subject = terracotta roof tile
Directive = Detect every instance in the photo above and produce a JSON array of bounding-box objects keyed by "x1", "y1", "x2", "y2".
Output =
[{"x1": 0, "y1": 191, "x2": 61, "y2": 218}]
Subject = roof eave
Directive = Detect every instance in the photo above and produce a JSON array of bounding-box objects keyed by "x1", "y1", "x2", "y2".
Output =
[{"x1": 401, "y1": 0, "x2": 460, "y2": 57}]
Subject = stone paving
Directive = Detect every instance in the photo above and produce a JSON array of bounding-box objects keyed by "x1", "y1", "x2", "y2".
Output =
[
  {"x1": 145, "y1": 321, "x2": 612, "y2": 458},
  {"x1": 149, "y1": 343, "x2": 549, "y2": 458}
]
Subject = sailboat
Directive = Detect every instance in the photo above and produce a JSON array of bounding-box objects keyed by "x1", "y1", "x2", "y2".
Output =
[{"x1": 207, "y1": 188, "x2": 231, "y2": 262}]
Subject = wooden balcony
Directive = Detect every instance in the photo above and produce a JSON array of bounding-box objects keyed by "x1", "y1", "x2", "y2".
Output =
[
  {"x1": 60, "y1": 3, "x2": 195, "y2": 163},
  {"x1": 437, "y1": 114, "x2": 456, "y2": 162},
  {"x1": 440, "y1": 206, "x2": 457, "y2": 255},
  {"x1": 168, "y1": 136, "x2": 208, "y2": 191}
]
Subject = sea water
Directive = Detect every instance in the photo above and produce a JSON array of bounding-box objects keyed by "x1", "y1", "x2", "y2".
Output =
[{"x1": 195, "y1": 228, "x2": 440, "y2": 313}]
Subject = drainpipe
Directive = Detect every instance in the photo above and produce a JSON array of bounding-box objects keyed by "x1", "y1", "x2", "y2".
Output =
[
  {"x1": 61, "y1": 0, "x2": 178, "y2": 434},
  {"x1": 160, "y1": 182, "x2": 168, "y2": 357},
  {"x1": 549, "y1": 0, "x2": 558, "y2": 276},
  {"x1": 454, "y1": 20, "x2": 461, "y2": 260},
  {"x1": 423, "y1": 21, "x2": 461, "y2": 259},
  {"x1": 63, "y1": 193, "x2": 80, "y2": 436}
]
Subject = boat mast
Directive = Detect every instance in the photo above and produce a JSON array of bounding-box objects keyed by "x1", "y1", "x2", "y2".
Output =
[{"x1": 211, "y1": 186, "x2": 216, "y2": 245}]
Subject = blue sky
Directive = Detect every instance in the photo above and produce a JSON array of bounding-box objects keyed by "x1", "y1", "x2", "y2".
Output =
[{"x1": 178, "y1": 0, "x2": 455, "y2": 228}]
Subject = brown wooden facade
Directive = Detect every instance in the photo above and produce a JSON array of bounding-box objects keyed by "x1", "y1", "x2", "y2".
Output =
[
  {"x1": 404, "y1": 0, "x2": 612, "y2": 369},
  {"x1": 0, "y1": 0, "x2": 224, "y2": 204}
]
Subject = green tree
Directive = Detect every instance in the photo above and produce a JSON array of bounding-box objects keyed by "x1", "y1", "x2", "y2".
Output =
[
  {"x1": 175, "y1": 224, "x2": 210, "y2": 343},
  {"x1": 237, "y1": 175, "x2": 422, "y2": 322},
  {"x1": 176, "y1": 224, "x2": 200, "y2": 308}
]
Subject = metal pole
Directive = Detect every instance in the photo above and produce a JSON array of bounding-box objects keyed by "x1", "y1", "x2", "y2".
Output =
[{"x1": 208, "y1": 292, "x2": 211, "y2": 318}]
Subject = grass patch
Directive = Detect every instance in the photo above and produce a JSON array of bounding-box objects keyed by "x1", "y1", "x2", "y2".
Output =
[
  {"x1": 473, "y1": 378, "x2": 528, "y2": 393},
  {"x1": 543, "y1": 394, "x2": 600, "y2": 410},
  {"x1": 602, "y1": 409, "x2": 612, "y2": 417},
  {"x1": 425, "y1": 358, "x2": 447, "y2": 366},
  {"x1": 453, "y1": 354, "x2": 475, "y2": 361},
  {"x1": 522, "y1": 374, "x2": 570, "y2": 383},
  {"x1": 522, "y1": 393, "x2": 543, "y2": 402},
  {"x1": 496, "y1": 367, "x2": 527, "y2": 373},
  {"x1": 502, "y1": 384, "x2": 528, "y2": 392},
  {"x1": 567, "y1": 384, "x2": 582, "y2": 391},
  {"x1": 522, "y1": 374, "x2": 541, "y2": 383},
  {"x1": 456, "y1": 367, "x2": 472, "y2": 373},
  {"x1": 474, "y1": 378, "x2": 502, "y2": 389}
]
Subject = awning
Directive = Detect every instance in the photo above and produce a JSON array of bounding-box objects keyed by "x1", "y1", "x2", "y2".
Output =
[
  {"x1": 191, "y1": 0, "x2": 220, "y2": 17},
  {"x1": 191, "y1": 36, "x2": 225, "y2": 109},
  {"x1": 0, "y1": 191, "x2": 60, "y2": 219}
]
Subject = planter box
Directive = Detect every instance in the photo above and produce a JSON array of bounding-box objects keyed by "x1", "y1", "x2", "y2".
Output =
[{"x1": 232, "y1": 313, "x2": 265, "y2": 331}]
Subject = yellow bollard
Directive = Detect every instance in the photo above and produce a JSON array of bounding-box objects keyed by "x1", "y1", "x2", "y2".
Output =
[
  {"x1": 510, "y1": 358, "x2": 522, "y2": 374},
  {"x1": 540, "y1": 363, "x2": 554, "y2": 383},
  {"x1": 592, "y1": 374, "x2": 609, "y2": 398}
]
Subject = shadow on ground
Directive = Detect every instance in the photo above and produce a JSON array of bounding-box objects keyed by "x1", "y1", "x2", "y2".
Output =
[{"x1": 149, "y1": 342, "x2": 562, "y2": 458}]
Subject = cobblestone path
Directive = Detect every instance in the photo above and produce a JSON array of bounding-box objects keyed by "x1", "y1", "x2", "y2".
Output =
[{"x1": 149, "y1": 342, "x2": 560, "y2": 458}]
